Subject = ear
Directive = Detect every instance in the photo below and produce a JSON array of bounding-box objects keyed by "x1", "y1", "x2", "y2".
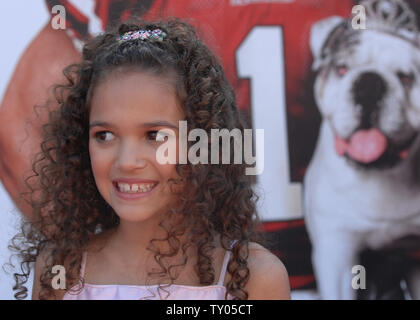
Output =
[{"x1": 310, "y1": 16, "x2": 345, "y2": 71}]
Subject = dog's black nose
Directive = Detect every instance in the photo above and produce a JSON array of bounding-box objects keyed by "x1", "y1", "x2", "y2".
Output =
[
  {"x1": 353, "y1": 72, "x2": 387, "y2": 106},
  {"x1": 353, "y1": 72, "x2": 387, "y2": 127}
]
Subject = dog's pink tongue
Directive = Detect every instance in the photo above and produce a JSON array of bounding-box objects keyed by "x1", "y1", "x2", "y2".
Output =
[{"x1": 335, "y1": 129, "x2": 388, "y2": 163}]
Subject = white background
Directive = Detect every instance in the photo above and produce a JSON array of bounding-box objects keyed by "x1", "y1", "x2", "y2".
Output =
[{"x1": 0, "y1": 0, "x2": 48, "y2": 300}]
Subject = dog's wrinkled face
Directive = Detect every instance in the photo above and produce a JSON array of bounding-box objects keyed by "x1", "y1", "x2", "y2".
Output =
[{"x1": 312, "y1": 18, "x2": 420, "y2": 169}]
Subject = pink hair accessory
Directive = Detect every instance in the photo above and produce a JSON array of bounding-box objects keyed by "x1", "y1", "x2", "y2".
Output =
[{"x1": 116, "y1": 28, "x2": 167, "y2": 43}]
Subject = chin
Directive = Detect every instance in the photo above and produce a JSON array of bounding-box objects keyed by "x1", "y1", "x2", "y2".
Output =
[{"x1": 113, "y1": 206, "x2": 162, "y2": 223}]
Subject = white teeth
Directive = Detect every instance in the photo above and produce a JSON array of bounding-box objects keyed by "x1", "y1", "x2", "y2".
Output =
[{"x1": 116, "y1": 182, "x2": 155, "y2": 193}]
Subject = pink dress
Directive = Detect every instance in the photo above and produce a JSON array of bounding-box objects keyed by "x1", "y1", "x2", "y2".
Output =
[{"x1": 63, "y1": 242, "x2": 236, "y2": 300}]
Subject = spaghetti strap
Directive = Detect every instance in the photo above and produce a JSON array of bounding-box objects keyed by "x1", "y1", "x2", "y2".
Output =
[
  {"x1": 217, "y1": 240, "x2": 238, "y2": 286},
  {"x1": 80, "y1": 251, "x2": 87, "y2": 279}
]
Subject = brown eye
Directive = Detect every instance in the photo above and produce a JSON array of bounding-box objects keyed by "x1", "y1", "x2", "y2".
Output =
[
  {"x1": 148, "y1": 130, "x2": 173, "y2": 142},
  {"x1": 147, "y1": 131, "x2": 158, "y2": 140},
  {"x1": 95, "y1": 131, "x2": 114, "y2": 142}
]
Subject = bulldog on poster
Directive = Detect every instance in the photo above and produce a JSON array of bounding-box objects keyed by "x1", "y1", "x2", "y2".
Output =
[{"x1": 304, "y1": 0, "x2": 420, "y2": 299}]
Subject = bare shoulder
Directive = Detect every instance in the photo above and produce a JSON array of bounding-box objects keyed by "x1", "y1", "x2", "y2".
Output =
[
  {"x1": 245, "y1": 242, "x2": 291, "y2": 300},
  {"x1": 31, "y1": 230, "x2": 113, "y2": 300}
]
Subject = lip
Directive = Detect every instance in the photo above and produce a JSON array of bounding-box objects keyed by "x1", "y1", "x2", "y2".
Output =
[
  {"x1": 112, "y1": 178, "x2": 158, "y2": 184},
  {"x1": 112, "y1": 179, "x2": 158, "y2": 200}
]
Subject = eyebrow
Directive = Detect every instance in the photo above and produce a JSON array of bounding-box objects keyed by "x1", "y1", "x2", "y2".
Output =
[{"x1": 89, "y1": 120, "x2": 179, "y2": 130}]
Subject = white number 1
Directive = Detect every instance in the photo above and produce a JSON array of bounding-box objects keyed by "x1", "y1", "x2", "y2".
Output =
[{"x1": 237, "y1": 26, "x2": 303, "y2": 220}]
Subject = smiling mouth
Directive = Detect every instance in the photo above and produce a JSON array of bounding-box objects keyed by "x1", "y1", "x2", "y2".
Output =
[
  {"x1": 112, "y1": 182, "x2": 159, "y2": 201},
  {"x1": 114, "y1": 181, "x2": 158, "y2": 193}
]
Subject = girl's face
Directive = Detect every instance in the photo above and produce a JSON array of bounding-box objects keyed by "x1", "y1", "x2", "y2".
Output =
[{"x1": 88, "y1": 70, "x2": 185, "y2": 224}]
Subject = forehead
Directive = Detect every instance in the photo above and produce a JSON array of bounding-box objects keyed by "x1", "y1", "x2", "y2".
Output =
[
  {"x1": 349, "y1": 31, "x2": 419, "y2": 71},
  {"x1": 89, "y1": 70, "x2": 184, "y2": 124}
]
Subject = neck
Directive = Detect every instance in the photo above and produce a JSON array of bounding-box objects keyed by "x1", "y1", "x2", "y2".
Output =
[{"x1": 108, "y1": 211, "x2": 188, "y2": 266}]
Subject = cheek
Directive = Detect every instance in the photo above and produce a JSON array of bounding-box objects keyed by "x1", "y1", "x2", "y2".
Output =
[
  {"x1": 407, "y1": 85, "x2": 420, "y2": 129},
  {"x1": 160, "y1": 163, "x2": 179, "y2": 181},
  {"x1": 89, "y1": 143, "x2": 111, "y2": 182},
  {"x1": 409, "y1": 85, "x2": 420, "y2": 110},
  {"x1": 159, "y1": 164, "x2": 183, "y2": 193},
  {"x1": 314, "y1": 71, "x2": 329, "y2": 108}
]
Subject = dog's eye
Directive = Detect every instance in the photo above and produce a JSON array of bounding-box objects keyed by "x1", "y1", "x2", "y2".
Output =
[
  {"x1": 397, "y1": 71, "x2": 414, "y2": 87},
  {"x1": 336, "y1": 65, "x2": 348, "y2": 77}
]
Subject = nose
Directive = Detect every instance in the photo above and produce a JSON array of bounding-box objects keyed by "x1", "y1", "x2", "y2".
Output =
[
  {"x1": 115, "y1": 141, "x2": 148, "y2": 171},
  {"x1": 353, "y1": 72, "x2": 387, "y2": 105},
  {"x1": 352, "y1": 72, "x2": 387, "y2": 128}
]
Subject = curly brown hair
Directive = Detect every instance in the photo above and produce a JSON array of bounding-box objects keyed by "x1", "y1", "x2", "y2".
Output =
[{"x1": 7, "y1": 17, "x2": 262, "y2": 300}]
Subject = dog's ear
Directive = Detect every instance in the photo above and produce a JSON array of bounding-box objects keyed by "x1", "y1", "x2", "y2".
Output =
[{"x1": 310, "y1": 16, "x2": 345, "y2": 71}]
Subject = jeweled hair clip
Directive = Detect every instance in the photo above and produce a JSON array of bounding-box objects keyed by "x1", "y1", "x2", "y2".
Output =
[{"x1": 116, "y1": 28, "x2": 167, "y2": 43}]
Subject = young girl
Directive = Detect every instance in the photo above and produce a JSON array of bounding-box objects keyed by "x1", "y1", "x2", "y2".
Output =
[{"x1": 9, "y1": 18, "x2": 290, "y2": 300}]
